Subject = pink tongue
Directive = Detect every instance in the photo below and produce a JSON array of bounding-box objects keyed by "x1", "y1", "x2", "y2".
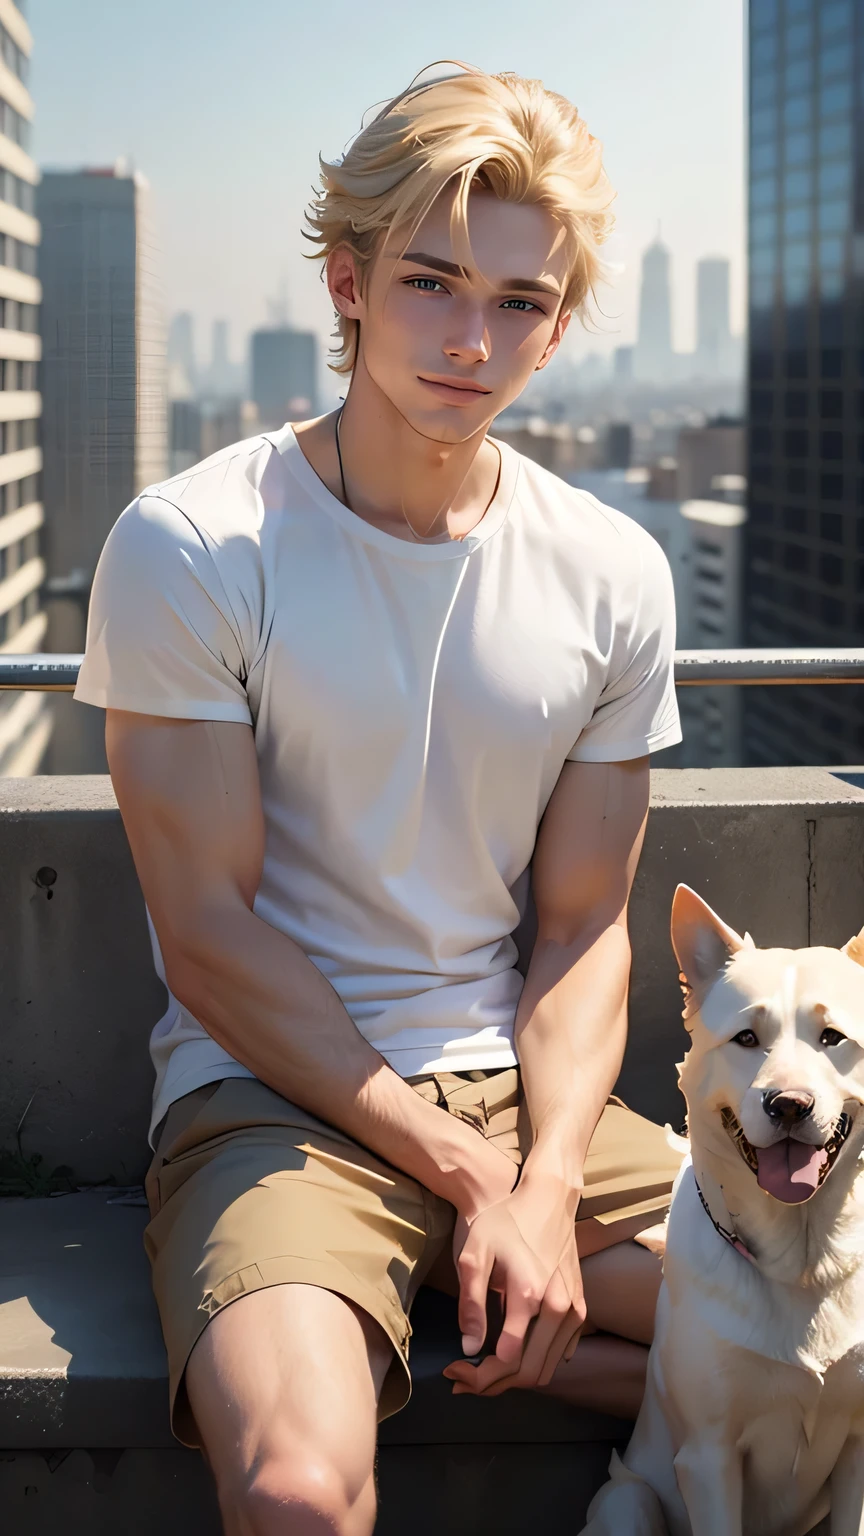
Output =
[{"x1": 756, "y1": 1141, "x2": 828, "y2": 1204}]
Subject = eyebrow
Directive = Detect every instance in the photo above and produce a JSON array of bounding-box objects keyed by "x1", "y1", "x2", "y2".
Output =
[{"x1": 400, "y1": 249, "x2": 562, "y2": 298}]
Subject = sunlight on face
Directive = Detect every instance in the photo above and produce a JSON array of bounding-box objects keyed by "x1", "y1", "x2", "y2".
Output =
[{"x1": 357, "y1": 187, "x2": 572, "y2": 444}]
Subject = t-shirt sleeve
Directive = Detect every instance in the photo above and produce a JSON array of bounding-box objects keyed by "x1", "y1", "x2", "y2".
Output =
[
  {"x1": 74, "y1": 492, "x2": 256, "y2": 723},
  {"x1": 567, "y1": 529, "x2": 682, "y2": 763}
]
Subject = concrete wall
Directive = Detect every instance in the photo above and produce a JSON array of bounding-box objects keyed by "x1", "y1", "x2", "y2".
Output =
[{"x1": 2, "y1": 768, "x2": 864, "y2": 1184}]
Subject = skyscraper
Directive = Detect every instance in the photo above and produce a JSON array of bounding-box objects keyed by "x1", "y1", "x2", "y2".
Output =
[
  {"x1": 251, "y1": 327, "x2": 318, "y2": 429},
  {"x1": 744, "y1": 0, "x2": 862, "y2": 765},
  {"x1": 0, "y1": 2, "x2": 48, "y2": 775},
  {"x1": 695, "y1": 257, "x2": 733, "y2": 379},
  {"x1": 38, "y1": 164, "x2": 167, "y2": 770},
  {"x1": 633, "y1": 237, "x2": 674, "y2": 384}
]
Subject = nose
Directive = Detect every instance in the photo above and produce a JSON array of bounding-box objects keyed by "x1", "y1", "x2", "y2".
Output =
[
  {"x1": 761, "y1": 1088, "x2": 815, "y2": 1125},
  {"x1": 444, "y1": 304, "x2": 490, "y2": 367}
]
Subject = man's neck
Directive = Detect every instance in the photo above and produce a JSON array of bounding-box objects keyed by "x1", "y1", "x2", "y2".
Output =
[{"x1": 295, "y1": 356, "x2": 501, "y2": 543}]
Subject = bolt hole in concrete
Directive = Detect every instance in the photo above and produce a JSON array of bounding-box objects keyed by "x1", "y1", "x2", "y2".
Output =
[{"x1": 33, "y1": 866, "x2": 56, "y2": 900}]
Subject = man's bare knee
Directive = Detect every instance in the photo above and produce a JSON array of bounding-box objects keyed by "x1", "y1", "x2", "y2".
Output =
[{"x1": 222, "y1": 1451, "x2": 376, "y2": 1536}]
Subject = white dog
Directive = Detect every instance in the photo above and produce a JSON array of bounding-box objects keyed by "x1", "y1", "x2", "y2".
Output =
[{"x1": 580, "y1": 884, "x2": 864, "y2": 1536}]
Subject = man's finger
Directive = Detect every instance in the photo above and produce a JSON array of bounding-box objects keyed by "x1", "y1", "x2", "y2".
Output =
[
  {"x1": 456, "y1": 1241, "x2": 495, "y2": 1357},
  {"x1": 537, "y1": 1309, "x2": 583, "y2": 1388},
  {"x1": 495, "y1": 1277, "x2": 544, "y2": 1366}
]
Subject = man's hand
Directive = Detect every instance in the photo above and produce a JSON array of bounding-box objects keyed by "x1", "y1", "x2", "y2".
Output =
[{"x1": 443, "y1": 1175, "x2": 585, "y2": 1396}]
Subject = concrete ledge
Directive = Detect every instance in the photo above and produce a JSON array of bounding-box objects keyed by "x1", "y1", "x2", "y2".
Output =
[
  {"x1": 3, "y1": 768, "x2": 864, "y2": 1180},
  {"x1": 0, "y1": 1193, "x2": 623, "y2": 1453}
]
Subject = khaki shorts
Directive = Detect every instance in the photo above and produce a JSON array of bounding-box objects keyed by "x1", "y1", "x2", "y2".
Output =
[{"x1": 144, "y1": 1070, "x2": 682, "y2": 1447}]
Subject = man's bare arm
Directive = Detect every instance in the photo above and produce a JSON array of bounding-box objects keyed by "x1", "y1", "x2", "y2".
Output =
[
  {"x1": 105, "y1": 710, "x2": 515, "y2": 1217},
  {"x1": 516, "y1": 755, "x2": 649, "y2": 1195},
  {"x1": 445, "y1": 756, "x2": 650, "y2": 1394}
]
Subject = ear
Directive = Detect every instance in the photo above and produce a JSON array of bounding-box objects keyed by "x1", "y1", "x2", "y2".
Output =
[
  {"x1": 326, "y1": 246, "x2": 364, "y2": 321},
  {"x1": 671, "y1": 885, "x2": 753, "y2": 1002},
  {"x1": 843, "y1": 926, "x2": 864, "y2": 968}
]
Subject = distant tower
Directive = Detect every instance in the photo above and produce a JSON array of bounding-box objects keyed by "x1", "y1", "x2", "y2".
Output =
[
  {"x1": 634, "y1": 236, "x2": 674, "y2": 384},
  {"x1": 212, "y1": 318, "x2": 229, "y2": 383},
  {"x1": 168, "y1": 312, "x2": 196, "y2": 386},
  {"x1": 695, "y1": 258, "x2": 732, "y2": 379}
]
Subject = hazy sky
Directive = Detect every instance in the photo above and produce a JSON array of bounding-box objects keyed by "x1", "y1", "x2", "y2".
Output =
[{"x1": 29, "y1": 0, "x2": 745, "y2": 379}]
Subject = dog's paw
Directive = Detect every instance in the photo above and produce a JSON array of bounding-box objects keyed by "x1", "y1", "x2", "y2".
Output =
[{"x1": 579, "y1": 1453, "x2": 670, "y2": 1535}]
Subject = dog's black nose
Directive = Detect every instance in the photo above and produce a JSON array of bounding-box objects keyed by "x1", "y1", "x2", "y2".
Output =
[{"x1": 762, "y1": 1089, "x2": 815, "y2": 1124}]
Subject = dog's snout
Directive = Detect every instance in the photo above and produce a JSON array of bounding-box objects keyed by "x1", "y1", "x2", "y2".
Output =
[{"x1": 761, "y1": 1088, "x2": 815, "y2": 1124}]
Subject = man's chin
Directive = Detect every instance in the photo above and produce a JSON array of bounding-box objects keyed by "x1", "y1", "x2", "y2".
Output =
[{"x1": 402, "y1": 402, "x2": 495, "y2": 446}]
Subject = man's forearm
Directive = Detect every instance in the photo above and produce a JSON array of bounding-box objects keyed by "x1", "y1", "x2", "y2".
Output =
[
  {"x1": 514, "y1": 919, "x2": 631, "y2": 1201},
  {"x1": 167, "y1": 896, "x2": 515, "y2": 1218}
]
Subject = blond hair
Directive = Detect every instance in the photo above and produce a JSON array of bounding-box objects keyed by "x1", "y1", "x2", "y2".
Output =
[{"x1": 305, "y1": 62, "x2": 615, "y2": 374}]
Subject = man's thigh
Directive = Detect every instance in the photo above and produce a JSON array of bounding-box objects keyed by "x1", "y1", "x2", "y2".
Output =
[
  {"x1": 144, "y1": 1077, "x2": 454, "y2": 1446},
  {"x1": 186, "y1": 1281, "x2": 391, "y2": 1509}
]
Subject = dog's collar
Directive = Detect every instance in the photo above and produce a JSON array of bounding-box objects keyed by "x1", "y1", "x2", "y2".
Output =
[{"x1": 693, "y1": 1172, "x2": 757, "y2": 1264}]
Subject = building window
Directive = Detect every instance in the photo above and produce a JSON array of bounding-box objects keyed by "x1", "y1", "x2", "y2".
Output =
[
  {"x1": 752, "y1": 106, "x2": 776, "y2": 143},
  {"x1": 784, "y1": 428, "x2": 809, "y2": 458},
  {"x1": 784, "y1": 544, "x2": 809, "y2": 573},
  {"x1": 783, "y1": 504, "x2": 808, "y2": 533},
  {"x1": 821, "y1": 553, "x2": 844, "y2": 585},
  {"x1": 818, "y1": 199, "x2": 848, "y2": 234},
  {"x1": 819, "y1": 43, "x2": 848, "y2": 79},
  {"x1": 820, "y1": 0, "x2": 854, "y2": 37},
  {"x1": 783, "y1": 241, "x2": 811, "y2": 302},
  {"x1": 784, "y1": 131, "x2": 811, "y2": 167},
  {"x1": 821, "y1": 430, "x2": 843, "y2": 460},
  {"x1": 785, "y1": 22, "x2": 812, "y2": 57},
  {"x1": 820, "y1": 502, "x2": 843, "y2": 533},
  {"x1": 784, "y1": 170, "x2": 811, "y2": 204},
  {"x1": 784, "y1": 96, "x2": 812, "y2": 133},
  {"x1": 820, "y1": 79, "x2": 853, "y2": 119},
  {"x1": 752, "y1": 140, "x2": 778, "y2": 176},
  {"x1": 811, "y1": 470, "x2": 842, "y2": 500},
  {"x1": 821, "y1": 595, "x2": 844, "y2": 626},
  {"x1": 820, "y1": 121, "x2": 853, "y2": 159},
  {"x1": 751, "y1": 0, "x2": 778, "y2": 31},
  {"x1": 783, "y1": 205, "x2": 811, "y2": 239},
  {"x1": 785, "y1": 57, "x2": 812, "y2": 94},
  {"x1": 819, "y1": 161, "x2": 851, "y2": 197},
  {"x1": 784, "y1": 389, "x2": 807, "y2": 417}
]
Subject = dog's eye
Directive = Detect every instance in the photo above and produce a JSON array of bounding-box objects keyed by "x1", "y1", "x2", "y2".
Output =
[
  {"x1": 820, "y1": 1027, "x2": 847, "y2": 1048},
  {"x1": 732, "y1": 1029, "x2": 760, "y2": 1048}
]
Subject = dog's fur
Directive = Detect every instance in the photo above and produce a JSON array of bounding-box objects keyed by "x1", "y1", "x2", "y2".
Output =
[{"x1": 580, "y1": 886, "x2": 864, "y2": 1536}]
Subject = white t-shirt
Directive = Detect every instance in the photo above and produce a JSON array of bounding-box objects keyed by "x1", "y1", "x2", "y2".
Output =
[{"x1": 75, "y1": 425, "x2": 682, "y2": 1138}]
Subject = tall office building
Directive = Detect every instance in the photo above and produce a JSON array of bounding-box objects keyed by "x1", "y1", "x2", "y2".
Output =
[
  {"x1": 251, "y1": 326, "x2": 318, "y2": 429},
  {"x1": 745, "y1": 0, "x2": 863, "y2": 765},
  {"x1": 0, "y1": 2, "x2": 48, "y2": 776},
  {"x1": 38, "y1": 163, "x2": 167, "y2": 769},
  {"x1": 633, "y1": 237, "x2": 674, "y2": 384},
  {"x1": 695, "y1": 257, "x2": 733, "y2": 379}
]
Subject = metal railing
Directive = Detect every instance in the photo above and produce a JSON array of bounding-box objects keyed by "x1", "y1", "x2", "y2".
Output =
[{"x1": 3, "y1": 650, "x2": 864, "y2": 691}]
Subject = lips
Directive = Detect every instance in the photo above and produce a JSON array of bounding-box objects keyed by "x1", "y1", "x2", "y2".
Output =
[{"x1": 720, "y1": 1106, "x2": 852, "y2": 1205}]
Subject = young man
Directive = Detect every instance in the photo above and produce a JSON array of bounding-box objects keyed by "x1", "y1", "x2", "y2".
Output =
[{"x1": 75, "y1": 62, "x2": 683, "y2": 1536}]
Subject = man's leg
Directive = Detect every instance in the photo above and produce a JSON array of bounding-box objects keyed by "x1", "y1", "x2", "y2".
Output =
[
  {"x1": 185, "y1": 1282, "x2": 393, "y2": 1536},
  {"x1": 541, "y1": 1238, "x2": 663, "y2": 1419}
]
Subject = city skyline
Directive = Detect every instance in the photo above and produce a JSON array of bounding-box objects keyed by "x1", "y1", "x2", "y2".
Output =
[{"x1": 27, "y1": 0, "x2": 745, "y2": 372}]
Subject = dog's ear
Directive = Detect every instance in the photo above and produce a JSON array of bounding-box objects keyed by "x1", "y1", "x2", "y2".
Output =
[
  {"x1": 671, "y1": 885, "x2": 751, "y2": 1004},
  {"x1": 843, "y1": 926, "x2": 864, "y2": 968}
]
